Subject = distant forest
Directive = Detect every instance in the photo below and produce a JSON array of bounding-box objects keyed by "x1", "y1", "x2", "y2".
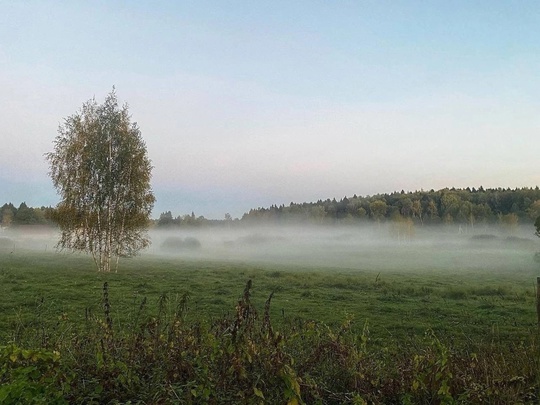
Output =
[
  {"x1": 0, "y1": 202, "x2": 55, "y2": 227},
  {"x1": 156, "y1": 187, "x2": 540, "y2": 228},
  {"x1": 3, "y1": 187, "x2": 540, "y2": 229}
]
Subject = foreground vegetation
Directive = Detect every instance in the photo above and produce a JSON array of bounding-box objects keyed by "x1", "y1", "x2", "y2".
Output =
[{"x1": 1, "y1": 250, "x2": 540, "y2": 403}]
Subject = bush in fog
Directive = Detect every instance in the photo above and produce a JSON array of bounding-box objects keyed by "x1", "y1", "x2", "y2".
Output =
[
  {"x1": 184, "y1": 237, "x2": 202, "y2": 249},
  {"x1": 160, "y1": 236, "x2": 201, "y2": 252}
]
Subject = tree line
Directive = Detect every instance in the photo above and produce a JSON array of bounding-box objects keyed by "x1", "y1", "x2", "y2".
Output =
[
  {"x1": 154, "y1": 186, "x2": 540, "y2": 228},
  {"x1": 5, "y1": 186, "x2": 540, "y2": 230},
  {"x1": 0, "y1": 202, "x2": 56, "y2": 227},
  {"x1": 241, "y1": 187, "x2": 540, "y2": 226}
]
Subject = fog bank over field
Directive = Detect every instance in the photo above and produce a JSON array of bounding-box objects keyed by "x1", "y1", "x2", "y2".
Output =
[
  {"x1": 1, "y1": 224, "x2": 538, "y2": 272},
  {"x1": 147, "y1": 224, "x2": 539, "y2": 272},
  {"x1": 0, "y1": 226, "x2": 58, "y2": 253}
]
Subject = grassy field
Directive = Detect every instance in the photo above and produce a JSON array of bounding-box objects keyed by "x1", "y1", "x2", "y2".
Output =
[
  {"x1": 1, "y1": 246, "x2": 538, "y2": 346},
  {"x1": 2, "y1": 238, "x2": 540, "y2": 403}
]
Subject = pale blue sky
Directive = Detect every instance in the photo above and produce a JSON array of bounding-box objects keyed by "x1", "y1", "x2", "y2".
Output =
[{"x1": 1, "y1": 1, "x2": 539, "y2": 218}]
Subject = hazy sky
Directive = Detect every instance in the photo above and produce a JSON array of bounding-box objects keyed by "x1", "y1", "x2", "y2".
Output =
[{"x1": 1, "y1": 1, "x2": 539, "y2": 218}]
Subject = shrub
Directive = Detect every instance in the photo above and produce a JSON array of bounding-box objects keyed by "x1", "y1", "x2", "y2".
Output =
[{"x1": 160, "y1": 236, "x2": 201, "y2": 252}]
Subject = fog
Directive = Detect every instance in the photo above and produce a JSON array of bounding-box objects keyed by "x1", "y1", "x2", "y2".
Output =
[
  {"x1": 0, "y1": 226, "x2": 58, "y2": 253},
  {"x1": 2, "y1": 224, "x2": 538, "y2": 272},
  {"x1": 149, "y1": 224, "x2": 539, "y2": 272}
]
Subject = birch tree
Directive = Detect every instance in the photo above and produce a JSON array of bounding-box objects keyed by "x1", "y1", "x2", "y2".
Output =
[{"x1": 46, "y1": 89, "x2": 155, "y2": 272}]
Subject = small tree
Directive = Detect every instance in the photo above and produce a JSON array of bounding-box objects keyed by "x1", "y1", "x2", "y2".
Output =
[{"x1": 46, "y1": 89, "x2": 155, "y2": 272}]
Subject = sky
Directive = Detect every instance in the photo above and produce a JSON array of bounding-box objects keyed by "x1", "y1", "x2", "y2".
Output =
[{"x1": 1, "y1": 1, "x2": 540, "y2": 219}]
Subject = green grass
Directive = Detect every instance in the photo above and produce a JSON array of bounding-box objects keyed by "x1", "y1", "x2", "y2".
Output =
[
  {"x1": 1, "y1": 248, "x2": 538, "y2": 347},
  {"x1": 2, "y1": 248, "x2": 540, "y2": 403}
]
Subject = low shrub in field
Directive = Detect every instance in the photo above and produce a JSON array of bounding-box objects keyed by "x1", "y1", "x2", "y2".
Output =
[
  {"x1": 2, "y1": 281, "x2": 540, "y2": 404},
  {"x1": 160, "y1": 236, "x2": 202, "y2": 252}
]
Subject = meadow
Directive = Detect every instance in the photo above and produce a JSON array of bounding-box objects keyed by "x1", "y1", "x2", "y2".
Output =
[{"x1": 1, "y1": 224, "x2": 540, "y2": 403}]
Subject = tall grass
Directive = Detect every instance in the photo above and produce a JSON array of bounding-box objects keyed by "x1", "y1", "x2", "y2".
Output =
[{"x1": 2, "y1": 280, "x2": 539, "y2": 404}]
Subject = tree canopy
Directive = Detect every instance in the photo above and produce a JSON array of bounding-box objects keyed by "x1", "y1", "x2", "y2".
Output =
[
  {"x1": 0, "y1": 203, "x2": 54, "y2": 227},
  {"x1": 150, "y1": 187, "x2": 540, "y2": 229},
  {"x1": 46, "y1": 89, "x2": 155, "y2": 272},
  {"x1": 239, "y1": 187, "x2": 540, "y2": 226}
]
